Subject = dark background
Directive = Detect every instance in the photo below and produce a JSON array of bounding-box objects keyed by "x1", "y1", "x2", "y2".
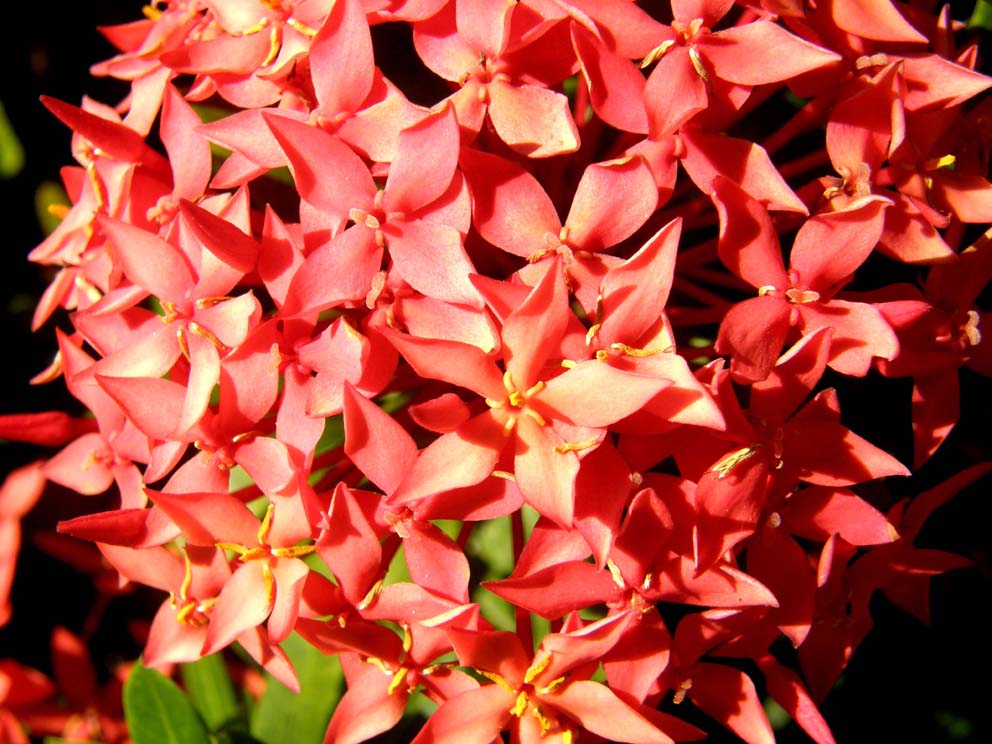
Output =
[{"x1": 1, "y1": 2, "x2": 990, "y2": 742}]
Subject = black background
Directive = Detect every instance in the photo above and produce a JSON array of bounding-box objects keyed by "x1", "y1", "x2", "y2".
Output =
[{"x1": 0, "y1": 2, "x2": 989, "y2": 743}]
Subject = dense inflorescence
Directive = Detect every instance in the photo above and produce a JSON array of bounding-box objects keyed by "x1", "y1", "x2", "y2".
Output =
[{"x1": 2, "y1": 1, "x2": 992, "y2": 743}]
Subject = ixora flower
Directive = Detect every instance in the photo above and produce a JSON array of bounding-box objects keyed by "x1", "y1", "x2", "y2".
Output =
[{"x1": 3, "y1": 1, "x2": 990, "y2": 743}]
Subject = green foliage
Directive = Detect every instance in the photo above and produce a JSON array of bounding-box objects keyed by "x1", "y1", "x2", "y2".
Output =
[
  {"x1": 35, "y1": 180, "x2": 69, "y2": 235},
  {"x1": 0, "y1": 100, "x2": 25, "y2": 178},
  {"x1": 969, "y1": 0, "x2": 992, "y2": 30},
  {"x1": 250, "y1": 633, "x2": 343, "y2": 744},
  {"x1": 123, "y1": 662, "x2": 210, "y2": 744},
  {"x1": 181, "y1": 653, "x2": 242, "y2": 732}
]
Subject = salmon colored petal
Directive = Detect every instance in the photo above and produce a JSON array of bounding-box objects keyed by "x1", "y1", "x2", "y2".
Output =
[
  {"x1": 681, "y1": 130, "x2": 807, "y2": 214},
  {"x1": 538, "y1": 361, "x2": 670, "y2": 428},
  {"x1": 549, "y1": 680, "x2": 673, "y2": 744},
  {"x1": 487, "y1": 79, "x2": 579, "y2": 158},
  {"x1": 179, "y1": 199, "x2": 259, "y2": 276},
  {"x1": 565, "y1": 155, "x2": 658, "y2": 251},
  {"x1": 780, "y1": 486, "x2": 897, "y2": 546},
  {"x1": 264, "y1": 114, "x2": 376, "y2": 220},
  {"x1": 309, "y1": 0, "x2": 374, "y2": 116},
  {"x1": 410, "y1": 684, "x2": 513, "y2": 744},
  {"x1": 715, "y1": 296, "x2": 793, "y2": 383},
  {"x1": 384, "y1": 219, "x2": 481, "y2": 307},
  {"x1": 502, "y1": 261, "x2": 568, "y2": 389},
  {"x1": 385, "y1": 105, "x2": 460, "y2": 214},
  {"x1": 689, "y1": 663, "x2": 775, "y2": 744},
  {"x1": 790, "y1": 198, "x2": 889, "y2": 295},
  {"x1": 486, "y1": 561, "x2": 620, "y2": 619},
  {"x1": 391, "y1": 413, "x2": 506, "y2": 506},
  {"x1": 701, "y1": 22, "x2": 840, "y2": 86},
  {"x1": 644, "y1": 47, "x2": 708, "y2": 137},
  {"x1": 160, "y1": 85, "x2": 211, "y2": 200},
  {"x1": 98, "y1": 216, "x2": 195, "y2": 302},
  {"x1": 571, "y1": 24, "x2": 648, "y2": 134},
  {"x1": 203, "y1": 561, "x2": 272, "y2": 655},
  {"x1": 460, "y1": 148, "x2": 559, "y2": 258},
  {"x1": 514, "y1": 415, "x2": 579, "y2": 527},
  {"x1": 322, "y1": 663, "x2": 408, "y2": 744},
  {"x1": 712, "y1": 177, "x2": 788, "y2": 289},
  {"x1": 343, "y1": 382, "x2": 417, "y2": 495},
  {"x1": 404, "y1": 522, "x2": 471, "y2": 603}
]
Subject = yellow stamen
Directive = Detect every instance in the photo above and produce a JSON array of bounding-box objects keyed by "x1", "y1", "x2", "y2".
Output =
[
  {"x1": 387, "y1": 668, "x2": 407, "y2": 695},
  {"x1": 188, "y1": 321, "x2": 227, "y2": 351},
  {"x1": 606, "y1": 558, "x2": 625, "y2": 589},
  {"x1": 924, "y1": 154, "x2": 956, "y2": 171},
  {"x1": 537, "y1": 675, "x2": 567, "y2": 695},
  {"x1": 272, "y1": 544, "x2": 316, "y2": 559},
  {"x1": 964, "y1": 310, "x2": 982, "y2": 346},
  {"x1": 367, "y1": 657, "x2": 391, "y2": 674},
  {"x1": 688, "y1": 47, "x2": 710, "y2": 85},
  {"x1": 47, "y1": 203, "x2": 70, "y2": 220},
  {"x1": 142, "y1": 4, "x2": 163, "y2": 21},
  {"x1": 239, "y1": 17, "x2": 271, "y2": 36},
  {"x1": 522, "y1": 408, "x2": 546, "y2": 427},
  {"x1": 673, "y1": 678, "x2": 693, "y2": 704},
  {"x1": 287, "y1": 17, "x2": 318, "y2": 37},
  {"x1": 610, "y1": 342, "x2": 662, "y2": 357},
  {"x1": 711, "y1": 445, "x2": 761, "y2": 480},
  {"x1": 512, "y1": 691, "x2": 529, "y2": 717},
  {"x1": 262, "y1": 564, "x2": 275, "y2": 607},
  {"x1": 585, "y1": 323, "x2": 601, "y2": 346},
  {"x1": 215, "y1": 541, "x2": 250, "y2": 557},
  {"x1": 179, "y1": 549, "x2": 194, "y2": 601},
  {"x1": 784, "y1": 288, "x2": 820, "y2": 305},
  {"x1": 640, "y1": 40, "x2": 675, "y2": 69},
  {"x1": 553, "y1": 438, "x2": 599, "y2": 454},
  {"x1": 533, "y1": 704, "x2": 555, "y2": 732},
  {"x1": 524, "y1": 653, "x2": 552, "y2": 683},
  {"x1": 357, "y1": 579, "x2": 383, "y2": 610},
  {"x1": 477, "y1": 669, "x2": 516, "y2": 693},
  {"x1": 257, "y1": 502, "x2": 275, "y2": 545}
]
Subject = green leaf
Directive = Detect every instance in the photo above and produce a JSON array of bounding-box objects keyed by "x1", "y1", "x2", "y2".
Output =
[
  {"x1": 249, "y1": 633, "x2": 343, "y2": 744},
  {"x1": 0, "y1": 100, "x2": 25, "y2": 178},
  {"x1": 764, "y1": 697, "x2": 791, "y2": 731},
  {"x1": 35, "y1": 180, "x2": 70, "y2": 235},
  {"x1": 969, "y1": 0, "x2": 992, "y2": 30},
  {"x1": 181, "y1": 653, "x2": 242, "y2": 732},
  {"x1": 123, "y1": 662, "x2": 211, "y2": 744}
]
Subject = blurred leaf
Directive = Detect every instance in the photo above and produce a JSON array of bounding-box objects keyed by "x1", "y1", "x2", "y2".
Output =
[
  {"x1": 763, "y1": 697, "x2": 790, "y2": 732},
  {"x1": 250, "y1": 633, "x2": 343, "y2": 744},
  {"x1": 0, "y1": 100, "x2": 25, "y2": 178},
  {"x1": 181, "y1": 653, "x2": 242, "y2": 732},
  {"x1": 969, "y1": 0, "x2": 992, "y2": 30},
  {"x1": 213, "y1": 733, "x2": 267, "y2": 744},
  {"x1": 468, "y1": 515, "x2": 513, "y2": 576},
  {"x1": 474, "y1": 585, "x2": 515, "y2": 631},
  {"x1": 935, "y1": 710, "x2": 973, "y2": 740},
  {"x1": 35, "y1": 181, "x2": 70, "y2": 235},
  {"x1": 123, "y1": 662, "x2": 210, "y2": 744},
  {"x1": 385, "y1": 543, "x2": 413, "y2": 585}
]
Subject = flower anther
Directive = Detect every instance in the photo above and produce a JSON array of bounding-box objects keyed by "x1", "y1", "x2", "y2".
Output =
[{"x1": 486, "y1": 370, "x2": 547, "y2": 434}]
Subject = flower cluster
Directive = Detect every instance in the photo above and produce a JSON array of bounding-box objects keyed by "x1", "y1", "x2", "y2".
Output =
[{"x1": 3, "y1": 1, "x2": 992, "y2": 742}]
